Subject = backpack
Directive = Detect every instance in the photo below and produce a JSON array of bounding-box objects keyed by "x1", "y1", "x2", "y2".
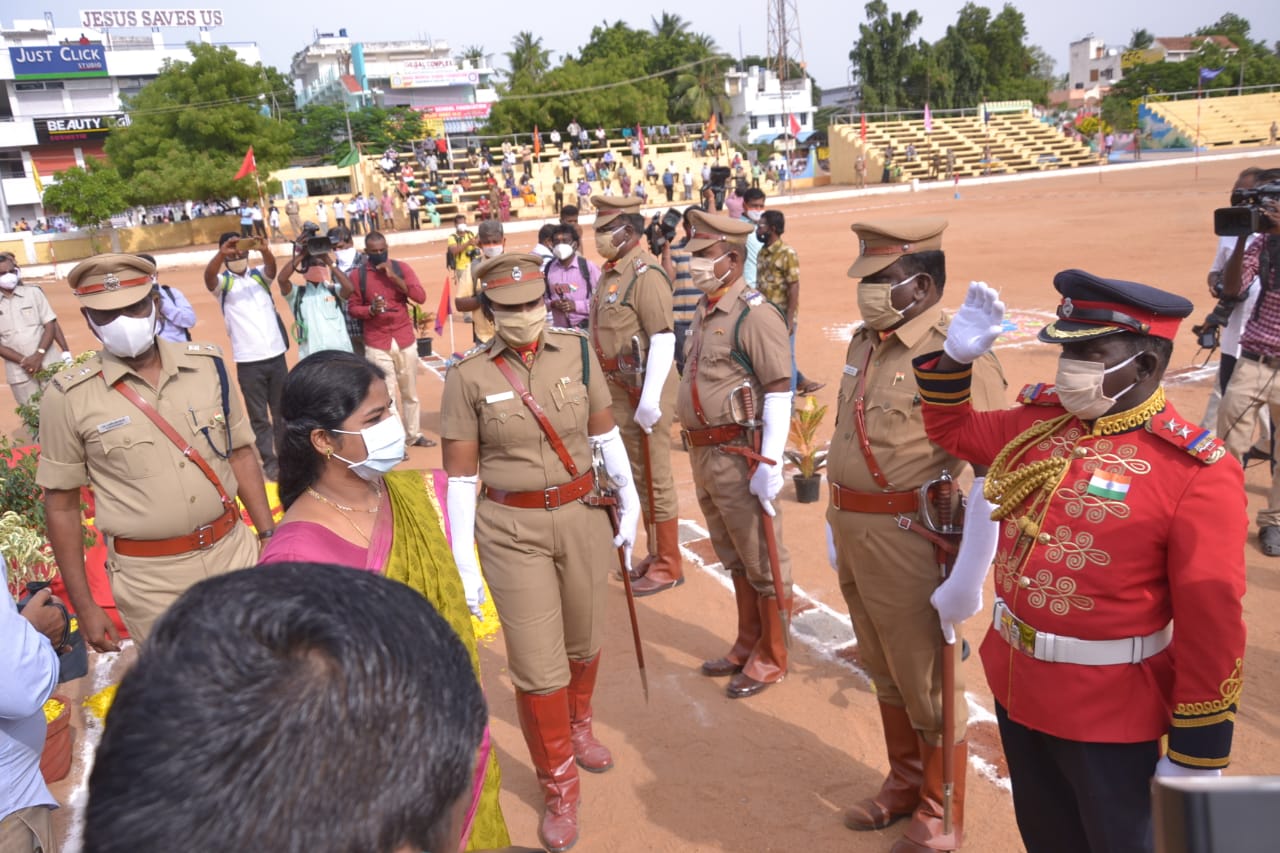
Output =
[
  {"x1": 356, "y1": 259, "x2": 406, "y2": 302},
  {"x1": 217, "y1": 269, "x2": 291, "y2": 353},
  {"x1": 542, "y1": 255, "x2": 597, "y2": 321}
]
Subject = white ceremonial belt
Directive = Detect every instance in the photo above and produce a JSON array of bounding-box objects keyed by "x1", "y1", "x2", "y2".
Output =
[{"x1": 992, "y1": 598, "x2": 1172, "y2": 666}]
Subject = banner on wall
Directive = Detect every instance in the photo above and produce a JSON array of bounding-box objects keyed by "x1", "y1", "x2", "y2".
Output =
[{"x1": 9, "y1": 43, "x2": 107, "y2": 80}]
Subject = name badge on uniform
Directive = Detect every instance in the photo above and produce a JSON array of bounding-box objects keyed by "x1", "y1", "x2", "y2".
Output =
[
  {"x1": 843, "y1": 364, "x2": 859, "y2": 377},
  {"x1": 484, "y1": 391, "x2": 515, "y2": 405},
  {"x1": 96, "y1": 416, "x2": 131, "y2": 434}
]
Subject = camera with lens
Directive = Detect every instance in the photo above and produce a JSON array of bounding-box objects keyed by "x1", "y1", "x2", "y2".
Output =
[
  {"x1": 1214, "y1": 181, "x2": 1280, "y2": 237},
  {"x1": 1191, "y1": 297, "x2": 1238, "y2": 350},
  {"x1": 292, "y1": 223, "x2": 335, "y2": 271},
  {"x1": 645, "y1": 207, "x2": 684, "y2": 255}
]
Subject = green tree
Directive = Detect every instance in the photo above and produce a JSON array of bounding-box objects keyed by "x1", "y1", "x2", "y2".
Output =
[
  {"x1": 505, "y1": 31, "x2": 552, "y2": 84},
  {"x1": 672, "y1": 52, "x2": 733, "y2": 124},
  {"x1": 40, "y1": 158, "x2": 128, "y2": 249},
  {"x1": 289, "y1": 104, "x2": 425, "y2": 160},
  {"x1": 1128, "y1": 29, "x2": 1154, "y2": 50},
  {"x1": 105, "y1": 42, "x2": 294, "y2": 204},
  {"x1": 850, "y1": 0, "x2": 924, "y2": 111}
]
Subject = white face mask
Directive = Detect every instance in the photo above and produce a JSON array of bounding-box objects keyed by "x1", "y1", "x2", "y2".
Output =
[
  {"x1": 856, "y1": 273, "x2": 923, "y2": 331},
  {"x1": 332, "y1": 414, "x2": 407, "y2": 481},
  {"x1": 335, "y1": 247, "x2": 357, "y2": 268},
  {"x1": 745, "y1": 210, "x2": 763, "y2": 223},
  {"x1": 89, "y1": 302, "x2": 158, "y2": 359},
  {"x1": 1054, "y1": 352, "x2": 1141, "y2": 420},
  {"x1": 481, "y1": 245, "x2": 503, "y2": 259},
  {"x1": 494, "y1": 304, "x2": 546, "y2": 347},
  {"x1": 553, "y1": 243, "x2": 575, "y2": 261},
  {"x1": 456, "y1": 224, "x2": 468, "y2": 233},
  {"x1": 0, "y1": 272, "x2": 18, "y2": 291}
]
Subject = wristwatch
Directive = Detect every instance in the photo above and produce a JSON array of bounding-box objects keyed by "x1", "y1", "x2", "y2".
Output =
[
  {"x1": 258, "y1": 528, "x2": 276, "y2": 541},
  {"x1": 36, "y1": 347, "x2": 47, "y2": 355}
]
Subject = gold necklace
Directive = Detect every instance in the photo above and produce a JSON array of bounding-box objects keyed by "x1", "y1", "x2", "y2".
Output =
[{"x1": 306, "y1": 484, "x2": 382, "y2": 513}]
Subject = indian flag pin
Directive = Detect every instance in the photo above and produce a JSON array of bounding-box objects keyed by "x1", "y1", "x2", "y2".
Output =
[{"x1": 1086, "y1": 469, "x2": 1131, "y2": 501}]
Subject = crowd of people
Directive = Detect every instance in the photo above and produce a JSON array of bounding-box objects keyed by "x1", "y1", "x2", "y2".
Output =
[{"x1": 2, "y1": 151, "x2": 1270, "y2": 853}]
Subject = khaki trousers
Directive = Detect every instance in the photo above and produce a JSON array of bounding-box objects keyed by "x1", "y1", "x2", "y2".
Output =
[
  {"x1": 107, "y1": 522, "x2": 258, "y2": 645},
  {"x1": 690, "y1": 444, "x2": 791, "y2": 596},
  {"x1": 366, "y1": 340, "x2": 422, "y2": 442},
  {"x1": 1219, "y1": 355, "x2": 1280, "y2": 526},
  {"x1": 477, "y1": 498, "x2": 614, "y2": 693},
  {"x1": 0, "y1": 807, "x2": 55, "y2": 853},
  {"x1": 609, "y1": 369, "x2": 678, "y2": 523},
  {"x1": 827, "y1": 507, "x2": 968, "y2": 744}
]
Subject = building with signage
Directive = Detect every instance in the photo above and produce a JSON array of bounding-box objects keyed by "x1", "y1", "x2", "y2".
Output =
[
  {"x1": 722, "y1": 66, "x2": 814, "y2": 147},
  {"x1": 1067, "y1": 34, "x2": 1239, "y2": 95},
  {"x1": 0, "y1": 11, "x2": 260, "y2": 231},
  {"x1": 290, "y1": 32, "x2": 497, "y2": 134}
]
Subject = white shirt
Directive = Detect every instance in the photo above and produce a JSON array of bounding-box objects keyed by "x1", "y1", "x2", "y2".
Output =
[
  {"x1": 1218, "y1": 234, "x2": 1262, "y2": 357},
  {"x1": 218, "y1": 267, "x2": 287, "y2": 363},
  {"x1": 1, "y1": 582, "x2": 59, "y2": 821},
  {"x1": 334, "y1": 201, "x2": 346, "y2": 219}
]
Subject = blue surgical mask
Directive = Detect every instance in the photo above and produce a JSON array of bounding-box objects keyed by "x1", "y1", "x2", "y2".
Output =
[{"x1": 331, "y1": 414, "x2": 406, "y2": 481}]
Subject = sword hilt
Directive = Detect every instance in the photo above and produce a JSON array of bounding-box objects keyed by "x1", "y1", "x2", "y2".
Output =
[{"x1": 917, "y1": 469, "x2": 964, "y2": 537}]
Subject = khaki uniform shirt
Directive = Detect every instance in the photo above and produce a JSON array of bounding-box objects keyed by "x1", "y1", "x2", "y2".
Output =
[
  {"x1": 677, "y1": 279, "x2": 792, "y2": 427},
  {"x1": 0, "y1": 285, "x2": 61, "y2": 385},
  {"x1": 36, "y1": 340, "x2": 255, "y2": 539},
  {"x1": 440, "y1": 329, "x2": 611, "y2": 492},
  {"x1": 589, "y1": 244, "x2": 673, "y2": 368},
  {"x1": 827, "y1": 309, "x2": 1006, "y2": 492}
]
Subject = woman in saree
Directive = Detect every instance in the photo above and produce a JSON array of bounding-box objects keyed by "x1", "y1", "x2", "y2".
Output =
[{"x1": 259, "y1": 350, "x2": 512, "y2": 852}]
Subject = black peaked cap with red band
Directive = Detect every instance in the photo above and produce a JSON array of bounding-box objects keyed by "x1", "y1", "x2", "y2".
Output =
[{"x1": 1039, "y1": 269, "x2": 1193, "y2": 343}]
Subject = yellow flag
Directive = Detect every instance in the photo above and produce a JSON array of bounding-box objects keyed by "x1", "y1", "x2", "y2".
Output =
[{"x1": 31, "y1": 163, "x2": 43, "y2": 195}]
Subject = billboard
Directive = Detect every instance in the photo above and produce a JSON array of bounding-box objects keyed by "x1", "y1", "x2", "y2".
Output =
[
  {"x1": 416, "y1": 103, "x2": 491, "y2": 121},
  {"x1": 79, "y1": 8, "x2": 225, "y2": 28},
  {"x1": 389, "y1": 66, "x2": 480, "y2": 90},
  {"x1": 9, "y1": 43, "x2": 108, "y2": 80},
  {"x1": 35, "y1": 113, "x2": 130, "y2": 144}
]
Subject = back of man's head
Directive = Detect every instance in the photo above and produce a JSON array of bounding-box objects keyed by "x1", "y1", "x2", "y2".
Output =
[{"x1": 84, "y1": 563, "x2": 485, "y2": 853}]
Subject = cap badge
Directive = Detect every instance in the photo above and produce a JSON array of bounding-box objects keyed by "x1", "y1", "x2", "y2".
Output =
[
  {"x1": 1061, "y1": 298, "x2": 1074, "y2": 318},
  {"x1": 103, "y1": 273, "x2": 120, "y2": 291},
  {"x1": 511, "y1": 266, "x2": 523, "y2": 281}
]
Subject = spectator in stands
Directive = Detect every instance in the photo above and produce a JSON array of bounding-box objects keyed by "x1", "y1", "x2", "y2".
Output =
[
  {"x1": 683, "y1": 167, "x2": 694, "y2": 201},
  {"x1": 559, "y1": 149, "x2": 572, "y2": 183},
  {"x1": 576, "y1": 176, "x2": 593, "y2": 212},
  {"x1": 544, "y1": 223, "x2": 599, "y2": 330},
  {"x1": 522, "y1": 144, "x2": 534, "y2": 178},
  {"x1": 380, "y1": 191, "x2": 396, "y2": 232},
  {"x1": 426, "y1": 151, "x2": 440, "y2": 185},
  {"x1": 316, "y1": 199, "x2": 331, "y2": 230},
  {"x1": 619, "y1": 166, "x2": 632, "y2": 198},
  {"x1": 740, "y1": 188, "x2": 766, "y2": 288},
  {"x1": 239, "y1": 203, "x2": 255, "y2": 238},
  {"x1": 1270, "y1": 121, "x2": 1277, "y2": 147},
  {"x1": 552, "y1": 177, "x2": 565, "y2": 214},
  {"x1": 406, "y1": 194, "x2": 421, "y2": 230},
  {"x1": 450, "y1": 216, "x2": 489, "y2": 345},
  {"x1": 646, "y1": 159, "x2": 658, "y2": 185},
  {"x1": 904, "y1": 142, "x2": 916, "y2": 162},
  {"x1": 348, "y1": 232, "x2": 434, "y2": 448},
  {"x1": 630, "y1": 136, "x2": 642, "y2": 168},
  {"x1": 285, "y1": 198, "x2": 302, "y2": 237},
  {"x1": 333, "y1": 197, "x2": 346, "y2": 230},
  {"x1": 946, "y1": 148, "x2": 956, "y2": 179},
  {"x1": 595, "y1": 126, "x2": 606, "y2": 145},
  {"x1": 139, "y1": 253, "x2": 196, "y2": 344},
  {"x1": 268, "y1": 205, "x2": 284, "y2": 241},
  {"x1": 550, "y1": 128, "x2": 562, "y2": 146},
  {"x1": 251, "y1": 205, "x2": 267, "y2": 238},
  {"x1": 755, "y1": 210, "x2": 822, "y2": 395},
  {"x1": 662, "y1": 165, "x2": 675, "y2": 201}
]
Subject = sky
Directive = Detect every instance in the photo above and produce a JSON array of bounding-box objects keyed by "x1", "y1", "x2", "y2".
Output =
[{"x1": 19, "y1": 1, "x2": 1279, "y2": 91}]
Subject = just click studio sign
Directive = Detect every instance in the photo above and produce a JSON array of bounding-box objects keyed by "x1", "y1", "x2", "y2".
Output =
[{"x1": 9, "y1": 44, "x2": 108, "y2": 80}]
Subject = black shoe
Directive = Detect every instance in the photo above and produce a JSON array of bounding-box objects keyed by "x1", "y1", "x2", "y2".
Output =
[
  {"x1": 1260, "y1": 526, "x2": 1280, "y2": 557},
  {"x1": 411, "y1": 436, "x2": 437, "y2": 448}
]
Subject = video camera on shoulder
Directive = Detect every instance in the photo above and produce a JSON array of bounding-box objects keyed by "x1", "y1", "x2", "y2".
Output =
[
  {"x1": 1215, "y1": 182, "x2": 1280, "y2": 237},
  {"x1": 645, "y1": 207, "x2": 684, "y2": 255}
]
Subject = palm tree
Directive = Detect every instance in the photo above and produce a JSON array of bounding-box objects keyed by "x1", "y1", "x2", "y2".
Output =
[
  {"x1": 651, "y1": 13, "x2": 690, "y2": 42},
  {"x1": 457, "y1": 45, "x2": 487, "y2": 69},
  {"x1": 505, "y1": 31, "x2": 551, "y2": 83},
  {"x1": 1128, "y1": 28, "x2": 1155, "y2": 50},
  {"x1": 672, "y1": 48, "x2": 732, "y2": 125}
]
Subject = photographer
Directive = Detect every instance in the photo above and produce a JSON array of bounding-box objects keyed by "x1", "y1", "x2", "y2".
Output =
[
  {"x1": 453, "y1": 219, "x2": 497, "y2": 345},
  {"x1": 1218, "y1": 167, "x2": 1280, "y2": 555},
  {"x1": 1, "y1": 566, "x2": 65, "y2": 853},
  {"x1": 277, "y1": 230, "x2": 354, "y2": 359}
]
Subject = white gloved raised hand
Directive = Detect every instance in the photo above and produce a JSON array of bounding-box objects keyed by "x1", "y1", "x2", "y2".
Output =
[
  {"x1": 61, "y1": 352, "x2": 74, "y2": 365},
  {"x1": 943, "y1": 281, "x2": 1006, "y2": 364},
  {"x1": 1154, "y1": 755, "x2": 1223, "y2": 779},
  {"x1": 592, "y1": 426, "x2": 641, "y2": 566},
  {"x1": 748, "y1": 391, "x2": 793, "y2": 517},
  {"x1": 931, "y1": 477, "x2": 999, "y2": 644},
  {"x1": 826, "y1": 521, "x2": 838, "y2": 571},
  {"x1": 445, "y1": 474, "x2": 486, "y2": 619},
  {"x1": 633, "y1": 332, "x2": 675, "y2": 433}
]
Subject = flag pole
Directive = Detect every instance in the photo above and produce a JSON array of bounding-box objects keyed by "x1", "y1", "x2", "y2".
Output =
[{"x1": 1195, "y1": 74, "x2": 1203, "y2": 182}]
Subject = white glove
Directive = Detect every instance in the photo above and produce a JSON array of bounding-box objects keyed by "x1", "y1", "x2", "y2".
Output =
[
  {"x1": 931, "y1": 477, "x2": 999, "y2": 644},
  {"x1": 1154, "y1": 755, "x2": 1222, "y2": 779},
  {"x1": 592, "y1": 426, "x2": 640, "y2": 566},
  {"x1": 446, "y1": 474, "x2": 485, "y2": 619},
  {"x1": 748, "y1": 391, "x2": 792, "y2": 517},
  {"x1": 826, "y1": 521, "x2": 838, "y2": 571},
  {"x1": 943, "y1": 281, "x2": 1005, "y2": 364},
  {"x1": 634, "y1": 332, "x2": 674, "y2": 433},
  {"x1": 61, "y1": 352, "x2": 74, "y2": 365}
]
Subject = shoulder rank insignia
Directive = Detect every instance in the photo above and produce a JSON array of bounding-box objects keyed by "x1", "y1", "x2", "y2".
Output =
[
  {"x1": 184, "y1": 342, "x2": 225, "y2": 358},
  {"x1": 548, "y1": 326, "x2": 588, "y2": 338},
  {"x1": 1149, "y1": 412, "x2": 1227, "y2": 464},
  {"x1": 48, "y1": 354, "x2": 104, "y2": 392},
  {"x1": 1017, "y1": 383, "x2": 1062, "y2": 407},
  {"x1": 633, "y1": 258, "x2": 648, "y2": 274},
  {"x1": 743, "y1": 289, "x2": 767, "y2": 307}
]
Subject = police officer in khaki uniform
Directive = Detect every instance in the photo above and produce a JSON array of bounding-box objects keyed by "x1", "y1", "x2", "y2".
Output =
[
  {"x1": 588, "y1": 195, "x2": 684, "y2": 596},
  {"x1": 678, "y1": 209, "x2": 794, "y2": 698},
  {"x1": 828, "y1": 220, "x2": 1005, "y2": 852},
  {"x1": 440, "y1": 252, "x2": 640, "y2": 853},
  {"x1": 36, "y1": 254, "x2": 276, "y2": 651}
]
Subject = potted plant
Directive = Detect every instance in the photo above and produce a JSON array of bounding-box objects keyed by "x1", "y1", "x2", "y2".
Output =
[
  {"x1": 410, "y1": 304, "x2": 436, "y2": 358},
  {"x1": 784, "y1": 396, "x2": 828, "y2": 503}
]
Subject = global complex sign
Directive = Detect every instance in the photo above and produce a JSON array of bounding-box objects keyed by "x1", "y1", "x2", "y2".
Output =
[
  {"x1": 9, "y1": 44, "x2": 108, "y2": 80},
  {"x1": 389, "y1": 64, "x2": 481, "y2": 90}
]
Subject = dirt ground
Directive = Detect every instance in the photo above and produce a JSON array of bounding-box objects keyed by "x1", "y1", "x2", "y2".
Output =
[{"x1": 17, "y1": 154, "x2": 1280, "y2": 853}]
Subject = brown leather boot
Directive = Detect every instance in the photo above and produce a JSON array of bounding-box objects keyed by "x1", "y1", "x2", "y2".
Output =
[
  {"x1": 726, "y1": 593, "x2": 789, "y2": 698},
  {"x1": 701, "y1": 573, "x2": 761, "y2": 677},
  {"x1": 889, "y1": 740, "x2": 967, "y2": 852},
  {"x1": 631, "y1": 518, "x2": 685, "y2": 597},
  {"x1": 515, "y1": 688, "x2": 581, "y2": 852},
  {"x1": 567, "y1": 654, "x2": 613, "y2": 773},
  {"x1": 843, "y1": 702, "x2": 924, "y2": 831}
]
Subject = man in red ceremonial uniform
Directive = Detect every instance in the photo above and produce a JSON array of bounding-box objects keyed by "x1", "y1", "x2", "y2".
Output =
[{"x1": 912, "y1": 271, "x2": 1247, "y2": 853}]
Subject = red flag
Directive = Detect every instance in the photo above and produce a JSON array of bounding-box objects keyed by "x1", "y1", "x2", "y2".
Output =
[
  {"x1": 636, "y1": 123, "x2": 645, "y2": 155},
  {"x1": 789, "y1": 113, "x2": 800, "y2": 135},
  {"x1": 233, "y1": 146, "x2": 256, "y2": 180},
  {"x1": 860, "y1": 114, "x2": 867, "y2": 142},
  {"x1": 533, "y1": 125, "x2": 541, "y2": 156},
  {"x1": 707, "y1": 113, "x2": 718, "y2": 135},
  {"x1": 434, "y1": 275, "x2": 452, "y2": 336}
]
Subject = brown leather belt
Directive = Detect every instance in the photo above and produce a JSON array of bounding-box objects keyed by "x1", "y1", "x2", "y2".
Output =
[
  {"x1": 829, "y1": 482, "x2": 919, "y2": 514},
  {"x1": 484, "y1": 471, "x2": 596, "y2": 510},
  {"x1": 598, "y1": 356, "x2": 620, "y2": 371},
  {"x1": 1240, "y1": 349, "x2": 1280, "y2": 369},
  {"x1": 112, "y1": 506, "x2": 240, "y2": 558},
  {"x1": 681, "y1": 423, "x2": 745, "y2": 447}
]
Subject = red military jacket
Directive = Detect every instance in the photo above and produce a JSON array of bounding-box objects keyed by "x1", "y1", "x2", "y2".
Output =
[{"x1": 913, "y1": 354, "x2": 1246, "y2": 770}]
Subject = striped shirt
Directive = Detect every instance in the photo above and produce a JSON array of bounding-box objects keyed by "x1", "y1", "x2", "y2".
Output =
[{"x1": 1238, "y1": 236, "x2": 1280, "y2": 358}]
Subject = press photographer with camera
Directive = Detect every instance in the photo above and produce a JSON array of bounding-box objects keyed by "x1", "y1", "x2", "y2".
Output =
[
  {"x1": 276, "y1": 228, "x2": 354, "y2": 359},
  {"x1": 1217, "y1": 166, "x2": 1280, "y2": 555}
]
